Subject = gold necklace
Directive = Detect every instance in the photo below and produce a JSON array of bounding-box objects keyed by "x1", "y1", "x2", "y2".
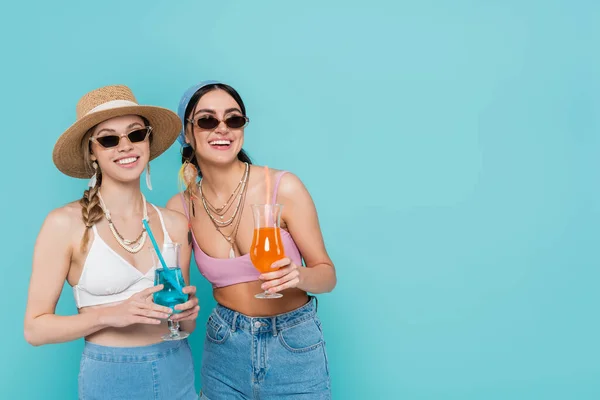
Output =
[
  {"x1": 97, "y1": 192, "x2": 148, "y2": 254},
  {"x1": 197, "y1": 165, "x2": 250, "y2": 258},
  {"x1": 202, "y1": 166, "x2": 245, "y2": 214},
  {"x1": 213, "y1": 183, "x2": 248, "y2": 258},
  {"x1": 198, "y1": 162, "x2": 249, "y2": 227}
]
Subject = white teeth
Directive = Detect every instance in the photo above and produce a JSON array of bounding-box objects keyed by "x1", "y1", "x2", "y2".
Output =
[
  {"x1": 209, "y1": 140, "x2": 231, "y2": 145},
  {"x1": 116, "y1": 157, "x2": 137, "y2": 165}
]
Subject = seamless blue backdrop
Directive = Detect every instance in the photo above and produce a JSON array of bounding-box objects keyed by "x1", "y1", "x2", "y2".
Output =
[{"x1": 1, "y1": 0, "x2": 599, "y2": 398}]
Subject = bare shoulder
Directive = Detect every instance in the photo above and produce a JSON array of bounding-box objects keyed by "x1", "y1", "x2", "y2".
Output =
[
  {"x1": 43, "y1": 201, "x2": 84, "y2": 232},
  {"x1": 36, "y1": 201, "x2": 85, "y2": 249},
  {"x1": 166, "y1": 192, "x2": 186, "y2": 214},
  {"x1": 277, "y1": 171, "x2": 310, "y2": 200},
  {"x1": 154, "y1": 205, "x2": 188, "y2": 232}
]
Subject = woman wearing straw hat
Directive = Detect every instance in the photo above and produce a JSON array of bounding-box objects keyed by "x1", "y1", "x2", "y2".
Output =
[
  {"x1": 24, "y1": 85, "x2": 199, "y2": 399},
  {"x1": 167, "y1": 81, "x2": 336, "y2": 399}
]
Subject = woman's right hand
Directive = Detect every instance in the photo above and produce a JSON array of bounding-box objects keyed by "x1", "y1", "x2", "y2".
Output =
[{"x1": 99, "y1": 285, "x2": 173, "y2": 328}]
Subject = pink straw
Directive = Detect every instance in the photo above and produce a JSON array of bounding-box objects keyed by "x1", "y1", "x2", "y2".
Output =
[
  {"x1": 264, "y1": 166, "x2": 271, "y2": 226},
  {"x1": 265, "y1": 165, "x2": 271, "y2": 205}
]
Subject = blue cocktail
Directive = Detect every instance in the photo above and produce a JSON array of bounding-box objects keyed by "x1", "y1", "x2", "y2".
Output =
[
  {"x1": 154, "y1": 267, "x2": 188, "y2": 313},
  {"x1": 151, "y1": 243, "x2": 190, "y2": 341}
]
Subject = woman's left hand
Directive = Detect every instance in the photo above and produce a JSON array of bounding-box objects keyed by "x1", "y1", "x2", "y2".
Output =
[
  {"x1": 170, "y1": 286, "x2": 200, "y2": 321},
  {"x1": 259, "y1": 258, "x2": 303, "y2": 294}
]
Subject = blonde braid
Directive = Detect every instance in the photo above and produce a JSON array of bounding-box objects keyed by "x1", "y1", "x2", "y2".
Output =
[
  {"x1": 79, "y1": 126, "x2": 104, "y2": 252},
  {"x1": 79, "y1": 183, "x2": 103, "y2": 252}
]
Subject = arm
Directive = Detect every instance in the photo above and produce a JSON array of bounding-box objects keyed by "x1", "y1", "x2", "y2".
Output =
[
  {"x1": 162, "y1": 205, "x2": 199, "y2": 332},
  {"x1": 24, "y1": 208, "x2": 171, "y2": 346},
  {"x1": 260, "y1": 173, "x2": 337, "y2": 294},
  {"x1": 24, "y1": 209, "x2": 110, "y2": 345}
]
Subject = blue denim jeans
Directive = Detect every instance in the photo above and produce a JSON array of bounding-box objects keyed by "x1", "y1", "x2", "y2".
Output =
[
  {"x1": 200, "y1": 296, "x2": 331, "y2": 400},
  {"x1": 79, "y1": 339, "x2": 197, "y2": 399}
]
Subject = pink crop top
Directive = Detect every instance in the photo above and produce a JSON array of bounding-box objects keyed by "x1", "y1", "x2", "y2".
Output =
[{"x1": 181, "y1": 171, "x2": 303, "y2": 288}]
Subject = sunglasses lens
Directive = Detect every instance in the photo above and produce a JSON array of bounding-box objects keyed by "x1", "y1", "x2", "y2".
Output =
[
  {"x1": 128, "y1": 128, "x2": 149, "y2": 143},
  {"x1": 196, "y1": 117, "x2": 220, "y2": 130},
  {"x1": 96, "y1": 136, "x2": 120, "y2": 148},
  {"x1": 226, "y1": 116, "x2": 247, "y2": 129}
]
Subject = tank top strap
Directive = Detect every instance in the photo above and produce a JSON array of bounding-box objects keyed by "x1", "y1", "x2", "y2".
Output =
[
  {"x1": 149, "y1": 204, "x2": 172, "y2": 243},
  {"x1": 272, "y1": 171, "x2": 289, "y2": 204},
  {"x1": 179, "y1": 192, "x2": 191, "y2": 220}
]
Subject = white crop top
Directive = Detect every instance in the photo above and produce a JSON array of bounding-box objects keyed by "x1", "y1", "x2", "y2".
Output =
[{"x1": 73, "y1": 204, "x2": 172, "y2": 308}]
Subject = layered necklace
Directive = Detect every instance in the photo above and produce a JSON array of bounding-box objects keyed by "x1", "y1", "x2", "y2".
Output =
[
  {"x1": 97, "y1": 191, "x2": 148, "y2": 253},
  {"x1": 197, "y1": 162, "x2": 250, "y2": 258}
]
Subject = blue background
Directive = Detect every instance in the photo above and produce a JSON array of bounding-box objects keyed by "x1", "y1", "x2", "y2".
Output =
[{"x1": 1, "y1": 0, "x2": 599, "y2": 398}]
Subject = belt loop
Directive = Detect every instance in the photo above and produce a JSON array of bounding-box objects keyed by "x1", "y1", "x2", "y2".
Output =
[
  {"x1": 271, "y1": 316, "x2": 277, "y2": 336},
  {"x1": 231, "y1": 312, "x2": 239, "y2": 332},
  {"x1": 313, "y1": 295, "x2": 319, "y2": 312}
]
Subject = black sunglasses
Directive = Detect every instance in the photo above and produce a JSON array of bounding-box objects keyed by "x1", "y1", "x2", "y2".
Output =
[
  {"x1": 187, "y1": 115, "x2": 249, "y2": 130},
  {"x1": 90, "y1": 127, "x2": 152, "y2": 149}
]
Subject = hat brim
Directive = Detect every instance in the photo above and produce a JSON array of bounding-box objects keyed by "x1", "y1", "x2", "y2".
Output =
[{"x1": 53, "y1": 105, "x2": 182, "y2": 179}]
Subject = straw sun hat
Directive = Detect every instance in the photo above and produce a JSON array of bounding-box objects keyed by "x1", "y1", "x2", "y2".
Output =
[{"x1": 52, "y1": 85, "x2": 181, "y2": 179}]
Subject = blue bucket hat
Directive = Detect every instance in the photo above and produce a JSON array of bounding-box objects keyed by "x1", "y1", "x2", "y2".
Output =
[{"x1": 177, "y1": 80, "x2": 222, "y2": 147}]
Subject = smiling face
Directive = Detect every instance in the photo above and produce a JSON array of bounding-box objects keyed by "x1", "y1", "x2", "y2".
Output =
[
  {"x1": 88, "y1": 114, "x2": 150, "y2": 185},
  {"x1": 185, "y1": 89, "x2": 247, "y2": 166}
]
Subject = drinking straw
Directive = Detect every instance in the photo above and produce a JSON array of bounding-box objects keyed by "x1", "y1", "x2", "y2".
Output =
[
  {"x1": 142, "y1": 219, "x2": 182, "y2": 292},
  {"x1": 265, "y1": 166, "x2": 271, "y2": 226},
  {"x1": 265, "y1": 165, "x2": 271, "y2": 205}
]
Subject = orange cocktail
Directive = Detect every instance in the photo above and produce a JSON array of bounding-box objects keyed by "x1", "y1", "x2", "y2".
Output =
[{"x1": 250, "y1": 204, "x2": 285, "y2": 299}]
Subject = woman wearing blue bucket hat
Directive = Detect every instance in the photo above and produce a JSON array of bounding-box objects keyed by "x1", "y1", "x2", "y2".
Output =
[{"x1": 166, "y1": 81, "x2": 337, "y2": 399}]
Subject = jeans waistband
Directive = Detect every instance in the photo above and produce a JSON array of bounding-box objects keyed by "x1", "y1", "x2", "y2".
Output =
[
  {"x1": 215, "y1": 296, "x2": 318, "y2": 336},
  {"x1": 83, "y1": 339, "x2": 187, "y2": 362}
]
